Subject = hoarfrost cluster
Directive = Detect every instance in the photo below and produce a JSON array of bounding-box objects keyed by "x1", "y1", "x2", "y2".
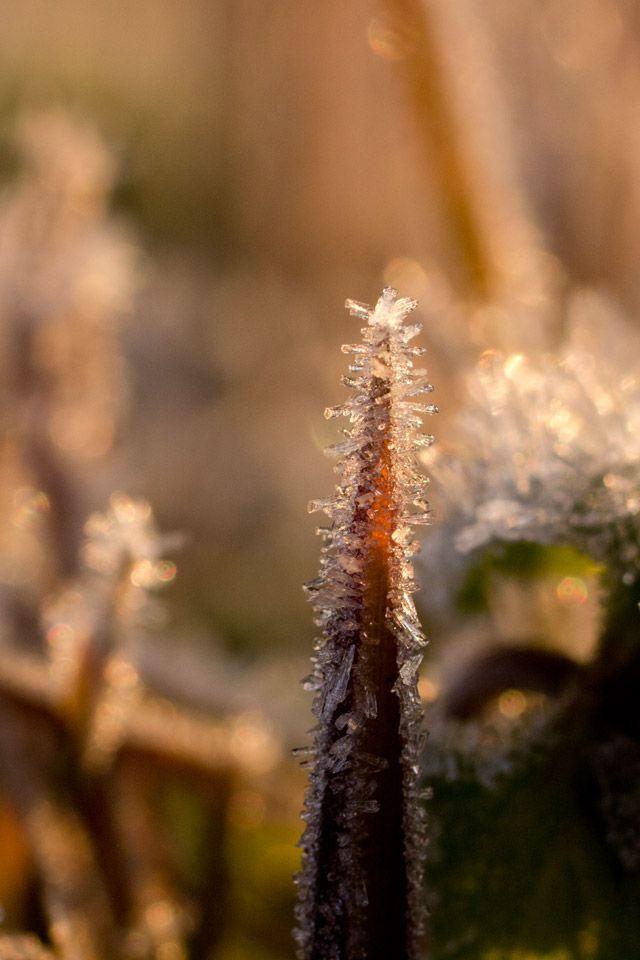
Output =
[
  {"x1": 40, "y1": 493, "x2": 180, "y2": 771},
  {"x1": 423, "y1": 291, "x2": 640, "y2": 581},
  {"x1": 0, "y1": 111, "x2": 135, "y2": 463}
]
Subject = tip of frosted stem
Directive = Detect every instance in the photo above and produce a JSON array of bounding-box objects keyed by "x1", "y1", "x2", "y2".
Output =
[{"x1": 346, "y1": 288, "x2": 419, "y2": 329}]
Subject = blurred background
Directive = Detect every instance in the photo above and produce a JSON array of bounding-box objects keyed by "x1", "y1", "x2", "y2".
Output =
[{"x1": 1, "y1": 0, "x2": 640, "y2": 958}]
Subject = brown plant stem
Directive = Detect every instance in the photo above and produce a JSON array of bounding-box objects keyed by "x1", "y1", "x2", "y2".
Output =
[
  {"x1": 378, "y1": 0, "x2": 549, "y2": 322},
  {"x1": 0, "y1": 698, "x2": 117, "y2": 960},
  {"x1": 358, "y1": 547, "x2": 408, "y2": 959},
  {"x1": 381, "y1": 0, "x2": 492, "y2": 298},
  {"x1": 309, "y1": 432, "x2": 409, "y2": 960},
  {"x1": 112, "y1": 755, "x2": 189, "y2": 960}
]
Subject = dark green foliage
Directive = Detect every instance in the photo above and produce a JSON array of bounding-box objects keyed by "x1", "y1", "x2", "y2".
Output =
[
  {"x1": 427, "y1": 746, "x2": 640, "y2": 959},
  {"x1": 429, "y1": 567, "x2": 640, "y2": 960},
  {"x1": 457, "y1": 542, "x2": 598, "y2": 615}
]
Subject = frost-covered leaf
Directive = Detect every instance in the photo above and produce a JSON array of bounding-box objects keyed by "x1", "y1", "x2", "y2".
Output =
[{"x1": 296, "y1": 289, "x2": 436, "y2": 960}]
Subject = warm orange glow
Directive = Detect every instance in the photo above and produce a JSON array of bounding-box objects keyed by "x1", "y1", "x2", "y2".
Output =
[
  {"x1": 556, "y1": 576, "x2": 588, "y2": 604},
  {"x1": 11, "y1": 488, "x2": 50, "y2": 529},
  {"x1": 368, "y1": 440, "x2": 399, "y2": 551},
  {"x1": 383, "y1": 258, "x2": 429, "y2": 298},
  {"x1": 498, "y1": 689, "x2": 527, "y2": 718},
  {"x1": 418, "y1": 675, "x2": 438, "y2": 702},
  {"x1": 366, "y1": 17, "x2": 411, "y2": 61}
]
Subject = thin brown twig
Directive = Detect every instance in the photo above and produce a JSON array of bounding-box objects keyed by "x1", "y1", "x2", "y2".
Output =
[
  {"x1": 378, "y1": 0, "x2": 551, "y2": 334},
  {"x1": 0, "y1": 698, "x2": 117, "y2": 960}
]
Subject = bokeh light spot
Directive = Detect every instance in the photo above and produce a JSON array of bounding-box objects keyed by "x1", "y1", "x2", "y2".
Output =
[
  {"x1": 498, "y1": 689, "x2": 527, "y2": 718},
  {"x1": 418, "y1": 675, "x2": 439, "y2": 703},
  {"x1": 155, "y1": 560, "x2": 177, "y2": 583},
  {"x1": 11, "y1": 488, "x2": 50, "y2": 529},
  {"x1": 110, "y1": 493, "x2": 151, "y2": 524},
  {"x1": 367, "y1": 17, "x2": 411, "y2": 61},
  {"x1": 47, "y1": 623, "x2": 75, "y2": 649},
  {"x1": 504, "y1": 354, "x2": 525, "y2": 379},
  {"x1": 383, "y1": 258, "x2": 428, "y2": 297},
  {"x1": 556, "y1": 576, "x2": 588, "y2": 604}
]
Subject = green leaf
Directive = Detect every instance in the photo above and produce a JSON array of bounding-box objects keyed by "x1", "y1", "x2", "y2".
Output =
[
  {"x1": 426, "y1": 740, "x2": 640, "y2": 960},
  {"x1": 456, "y1": 541, "x2": 600, "y2": 614}
]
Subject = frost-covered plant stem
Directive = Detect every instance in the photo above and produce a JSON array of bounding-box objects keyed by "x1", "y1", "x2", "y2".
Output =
[{"x1": 295, "y1": 289, "x2": 435, "y2": 960}]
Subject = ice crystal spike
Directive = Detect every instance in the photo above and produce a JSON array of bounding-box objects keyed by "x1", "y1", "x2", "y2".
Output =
[{"x1": 296, "y1": 289, "x2": 435, "y2": 960}]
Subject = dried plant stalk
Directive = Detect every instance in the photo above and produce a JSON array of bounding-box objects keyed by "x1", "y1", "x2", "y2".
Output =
[
  {"x1": 0, "y1": 935, "x2": 56, "y2": 959},
  {"x1": 295, "y1": 289, "x2": 434, "y2": 960},
  {"x1": 378, "y1": 0, "x2": 549, "y2": 327},
  {"x1": 112, "y1": 756, "x2": 189, "y2": 960},
  {"x1": 0, "y1": 700, "x2": 117, "y2": 960}
]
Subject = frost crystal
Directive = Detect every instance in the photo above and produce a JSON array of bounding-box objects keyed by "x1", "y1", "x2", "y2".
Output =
[
  {"x1": 421, "y1": 291, "x2": 640, "y2": 582},
  {"x1": 295, "y1": 289, "x2": 435, "y2": 960}
]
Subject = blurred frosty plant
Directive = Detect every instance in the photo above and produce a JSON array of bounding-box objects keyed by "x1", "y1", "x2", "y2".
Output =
[
  {"x1": 420, "y1": 292, "x2": 640, "y2": 959},
  {"x1": 0, "y1": 484, "x2": 247, "y2": 959},
  {"x1": 423, "y1": 291, "x2": 640, "y2": 585},
  {"x1": 0, "y1": 110, "x2": 137, "y2": 601},
  {"x1": 0, "y1": 113, "x2": 247, "y2": 960},
  {"x1": 295, "y1": 288, "x2": 435, "y2": 960},
  {"x1": 0, "y1": 111, "x2": 135, "y2": 457}
]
